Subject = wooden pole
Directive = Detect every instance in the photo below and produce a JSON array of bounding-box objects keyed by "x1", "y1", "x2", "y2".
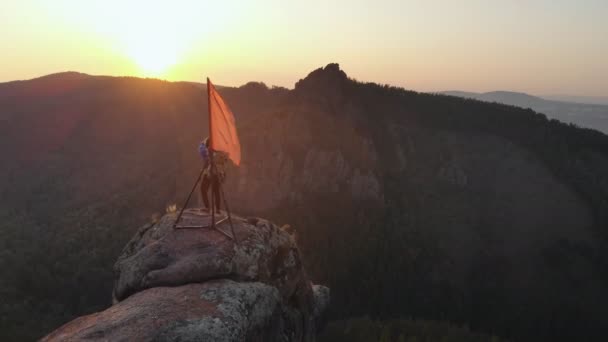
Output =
[
  {"x1": 207, "y1": 77, "x2": 216, "y2": 230},
  {"x1": 206, "y1": 77, "x2": 237, "y2": 243}
]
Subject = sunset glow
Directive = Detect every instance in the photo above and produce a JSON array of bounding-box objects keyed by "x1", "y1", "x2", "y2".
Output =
[{"x1": 0, "y1": 0, "x2": 606, "y2": 96}]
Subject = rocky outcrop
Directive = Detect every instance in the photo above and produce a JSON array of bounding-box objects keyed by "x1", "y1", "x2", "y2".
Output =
[{"x1": 42, "y1": 212, "x2": 329, "y2": 342}]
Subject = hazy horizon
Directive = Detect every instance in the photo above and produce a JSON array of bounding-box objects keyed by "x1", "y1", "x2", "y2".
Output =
[{"x1": 1, "y1": 0, "x2": 607, "y2": 97}]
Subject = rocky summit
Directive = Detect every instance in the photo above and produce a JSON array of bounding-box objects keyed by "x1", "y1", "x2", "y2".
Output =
[{"x1": 42, "y1": 211, "x2": 330, "y2": 342}]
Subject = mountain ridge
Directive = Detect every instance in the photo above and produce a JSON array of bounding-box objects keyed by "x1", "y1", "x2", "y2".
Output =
[{"x1": 2, "y1": 64, "x2": 608, "y2": 341}]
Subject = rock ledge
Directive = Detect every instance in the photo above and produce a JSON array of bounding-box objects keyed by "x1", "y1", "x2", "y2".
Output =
[{"x1": 42, "y1": 211, "x2": 329, "y2": 342}]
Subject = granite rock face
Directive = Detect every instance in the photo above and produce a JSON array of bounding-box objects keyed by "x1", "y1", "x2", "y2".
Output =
[{"x1": 42, "y1": 212, "x2": 329, "y2": 342}]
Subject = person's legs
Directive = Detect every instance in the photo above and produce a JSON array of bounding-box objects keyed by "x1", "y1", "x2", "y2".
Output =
[
  {"x1": 212, "y1": 177, "x2": 221, "y2": 211},
  {"x1": 201, "y1": 174, "x2": 210, "y2": 209}
]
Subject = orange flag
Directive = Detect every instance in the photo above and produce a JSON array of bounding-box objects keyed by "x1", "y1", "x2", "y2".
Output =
[{"x1": 207, "y1": 78, "x2": 241, "y2": 166}]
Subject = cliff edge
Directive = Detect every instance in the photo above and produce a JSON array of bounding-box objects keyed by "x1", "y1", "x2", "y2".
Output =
[{"x1": 42, "y1": 210, "x2": 330, "y2": 342}]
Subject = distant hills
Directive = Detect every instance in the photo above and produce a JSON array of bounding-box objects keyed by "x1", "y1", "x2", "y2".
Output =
[
  {"x1": 441, "y1": 90, "x2": 608, "y2": 134},
  {"x1": 544, "y1": 94, "x2": 608, "y2": 106}
]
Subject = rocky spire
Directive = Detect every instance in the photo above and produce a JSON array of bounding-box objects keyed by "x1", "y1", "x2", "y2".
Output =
[
  {"x1": 293, "y1": 64, "x2": 351, "y2": 107},
  {"x1": 42, "y1": 212, "x2": 330, "y2": 342}
]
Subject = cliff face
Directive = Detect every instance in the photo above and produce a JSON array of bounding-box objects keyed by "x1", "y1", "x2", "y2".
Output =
[
  {"x1": 228, "y1": 65, "x2": 596, "y2": 288},
  {"x1": 42, "y1": 212, "x2": 329, "y2": 342},
  {"x1": 222, "y1": 65, "x2": 608, "y2": 340}
]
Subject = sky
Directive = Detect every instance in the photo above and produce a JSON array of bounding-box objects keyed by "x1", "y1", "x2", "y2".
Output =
[{"x1": 1, "y1": 0, "x2": 607, "y2": 96}]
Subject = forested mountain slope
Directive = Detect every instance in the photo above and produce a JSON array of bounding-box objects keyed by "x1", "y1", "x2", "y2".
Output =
[{"x1": 1, "y1": 65, "x2": 608, "y2": 341}]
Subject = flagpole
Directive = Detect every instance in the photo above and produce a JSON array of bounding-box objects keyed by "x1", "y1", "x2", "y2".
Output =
[
  {"x1": 206, "y1": 78, "x2": 237, "y2": 242},
  {"x1": 174, "y1": 78, "x2": 237, "y2": 237},
  {"x1": 207, "y1": 77, "x2": 216, "y2": 230},
  {"x1": 172, "y1": 77, "x2": 213, "y2": 229}
]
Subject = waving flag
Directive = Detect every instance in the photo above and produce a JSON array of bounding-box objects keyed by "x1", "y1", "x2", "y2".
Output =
[{"x1": 207, "y1": 78, "x2": 241, "y2": 166}]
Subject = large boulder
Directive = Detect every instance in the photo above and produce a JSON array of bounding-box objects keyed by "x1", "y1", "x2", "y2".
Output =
[
  {"x1": 42, "y1": 211, "x2": 329, "y2": 341},
  {"x1": 113, "y1": 213, "x2": 310, "y2": 303}
]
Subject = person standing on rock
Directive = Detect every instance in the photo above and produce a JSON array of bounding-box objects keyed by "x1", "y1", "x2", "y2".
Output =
[{"x1": 199, "y1": 137, "x2": 225, "y2": 212}]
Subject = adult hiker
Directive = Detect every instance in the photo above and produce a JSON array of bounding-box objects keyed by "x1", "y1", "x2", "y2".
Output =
[{"x1": 199, "y1": 137, "x2": 226, "y2": 212}]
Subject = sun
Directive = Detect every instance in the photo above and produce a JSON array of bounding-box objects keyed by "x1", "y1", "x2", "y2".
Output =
[
  {"x1": 127, "y1": 42, "x2": 179, "y2": 76},
  {"x1": 123, "y1": 33, "x2": 182, "y2": 77},
  {"x1": 109, "y1": 4, "x2": 197, "y2": 78}
]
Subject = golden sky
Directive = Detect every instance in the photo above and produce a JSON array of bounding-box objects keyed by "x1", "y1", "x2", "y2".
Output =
[{"x1": 1, "y1": 0, "x2": 606, "y2": 96}]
